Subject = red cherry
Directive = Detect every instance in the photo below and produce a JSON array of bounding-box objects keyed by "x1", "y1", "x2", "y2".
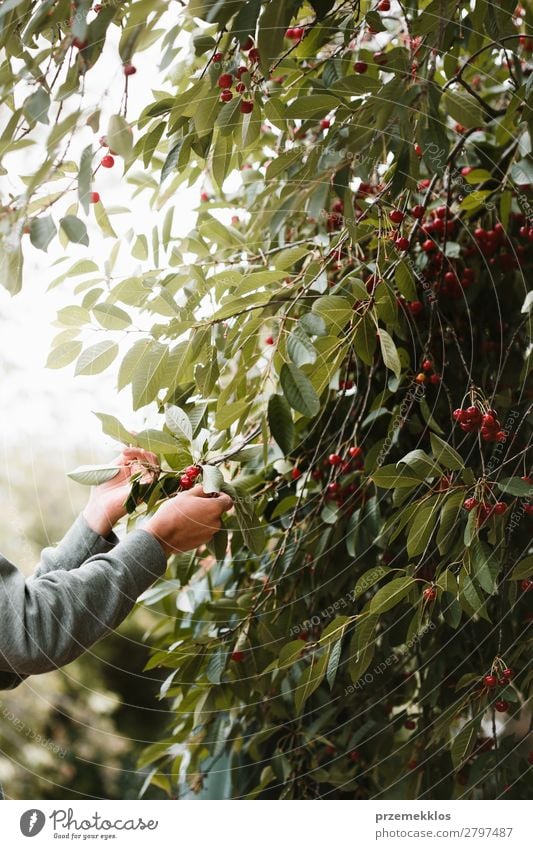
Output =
[
  {"x1": 461, "y1": 166, "x2": 473, "y2": 176},
  {"x1": 483, "y1": 674, "x2": 498, "y2": 689},
  {"x1": 217, "y1": 73, "x2": 233, "y2": 88},
  {"x1": 231, "y1": 651, "x2": 245, "y2": 662},
  {"x1": 212, "y1": 52, "x2": 224, "y2": 63},
  {"x1": 520, "y1": 579, "x2": 533, "y2": 592},
  {"x1": 452, "y1": 409, "x2": 463, "y2": 420},
  {"x1": 354, "y1": 61, "x2": 368, "y2": 74},
  {"x1": 404, "y1": 719, "x2": 416, "y2": 730},
  {"x1": 395, "y1": 236, "x2": 410, "y2": 251},
  {"x1": 463, "y1": 498, "x2": 478, "y2": 511},
  {"x1": 265, "y1": 335, "x2": 274, "y2": 345},
  {"x1": 502, "y1": 668, "x2": 513, "y2": 680},
  {"x1": 235, "y1": 82, "x2": 246, "y2": 94},
  {"x1": 495, "y1": 700, "x2": 509, "y2": 713},
  {"x1": 328, "y1": 453, "x2": 342, "y2": 466},
  {"x1": 89, "y1": 191, "x2": 100, "y2": 203},
  {"x1": 320, "y1": 118, "x2": 331, "y2": 129},
  {"x1": 414, "y1": 144, "x2": 423, "y2": 157},
  {"x1": 101, "y1": 154, "x2": 114, "y2": 168},
  {"x1": 123, "y1": 64, "x2": 136, "y2": 76},
  {"x1": 423, "y1": 587, "x2": 437, "y2": 602},
  {"x1": 349, "y1": 750, "x2": 360, "y2": 762},
  {"x1": 327, "y1": 482, "x2": 340, "y2": 496},
  {"x1": 373, "y1": 51, "x2": 387, "y2": 65},
  {"x1": 248, "y1": 47, "x2": 260, "y2": 62},
  {"x1": 236, "y1": 65, "x2": 248, "y2": 78},
  {"x1": 411, "y1": 204, "x2": 425, "y2": 219},
  {"x1": 72, "y1": 36, "x2": 88, "y2": 49},
  {"x1": 493, "y1": 502, "x2": 507, "y2": 515},
  {"x1": 422, "y1": 238, "x2": 435, "y2": 252},
  {"x1": 200, "y1": 191, "x2": 210, "y2": 202},
  {"x1": 408, "y1": 300, "x2": 424, "y2": 316},
  {"x1": 435, "y1": 205, "x2": 448, "y2": 219},
  {"x1": 429, "y1": 374, "x2": 441, "y2": 385},
  {"x1": 348, "y1": 446, "x2": 362, "y2": 458},
  {"x1": 422, "y1": 359, "x2": 432, "y2": 371},
  {"x1": 240, "y1": 100, "x2": 254, "y2": 114},
  {"x1": 524, "y1": 505, "x2": 533, "y2": 516},
  {"x1": 390, "y1": 209, "x2": 405, "y2": 224},
  {"x1": 378, "y1": 0, "x2": 391, "y2": 9},
  {"x1": 180, "y1": 475, "x2": 193, "y2": 490},
  {"x1": 240, "y1": 35, "x2": 254, "y2": 51},
  {"x1": 220, "y1": 89, "x2": 233, "y2": 102},
  {"x1": 291, "y1": 467, "x2": 302, "y2": 480}
]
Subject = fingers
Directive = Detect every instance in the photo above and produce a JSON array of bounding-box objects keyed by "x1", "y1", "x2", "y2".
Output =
[
  {"x1": 215, "y1": 493, "x2": 234, "y2": 513},
  {"x1": 182, "y1": 486, "x2": 233, "y2": 513}
]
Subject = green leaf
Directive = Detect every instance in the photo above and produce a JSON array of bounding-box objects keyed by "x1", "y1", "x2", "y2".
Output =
[
  {"x1": 107, "y1": 114, "x2": 133, "y2": 159},
  {"x1": 287, "y1": 325, "x2": 317, "y2": 366},
  {"x1": 436, "y1": 490, "x2": 465, "y2": 555},
  {"x1": 369, "y1": 577, "x2": 415, "y2": 615},
  {"x1": 78, "y1": 144, "x2": 93, "y2": 213},
  {"x1": 496, "y1": 477, "x2": 533, "y2": 497},
  {"x1": 280, "y1": 363, "x2": 320, "y2": 418},
  {"x1": 443, "y1": 90, "x2": 485, "y2": 129},
  {"x1": 395, "y1": 260, "x2": 417, "y2": 300},
  {"x1": 67, "y1": 464, "x2": 121, "y2": 485},
  {"x1": 201, "y1": 464, "x2": 224, "y2": 494},
  {"x1": 94, "y1": 411, "x2": 135, "y2": 445},
  {"x1": 407, "y1": 498, "x2": 440, "y2": 557},
  {"x1": 135, "y1": 429, "x2": 183, "y2": 454},
  {"x1": 430, "y1": 433, "x2": 464, "y2": 470},
  {"x1": 398, "y1": 449, "x2": 442, "y2": 479},
  {"x1": 257, "y1": 0, "x2": 298, "y2": 73},
  {"x1": 451, "y1": 718, "x2": 481, "y2": 770},
  {"x1": 23, "y1": 87, "x2": 50, "y2": 125},
  {"x1": 165, "y1": 405, "x2": 192, "y2": 443},
  {"x1": 312, "y1": 295, "x2": 352, "y2": 333},
  {"x1": 371, "y1": 464, "x2": 425, "y2": 489},
  {"x1": 378, "y1": 329, "x2": 401, "y2": 379},
  {"x1": 298, "y1": 312, "x2": 327, "y2": 337},
  {"x1": 326, "y1": 636, "x2": 343, "y2": 690},
  {"x1": 93, "y1": 303, "x2": 131, "y2": 330},
  {"x1": 295, "y1": 650, "x2": 329, "y2": 716},
  {"x1": 267, "y1": 394, "x2": 294, "y2": 455},
  {"x1": 284, "y1": 94, "x2": 341, "y2": 119},
  {"x1": 510, "y1": 555, "x2": 533, "y2": 580},
  {"x1": 60, "y1": 215, "x2": 89, "y2": 246},
  {"x1": 75, "y1": 341, "x2": 118, "y2": 376},
  {"x1": 45, "y1": 340, "x2": 82, "y2": 369},
  {"x1": 30, "y1": 214, "x2": 57, "y2": 251}
]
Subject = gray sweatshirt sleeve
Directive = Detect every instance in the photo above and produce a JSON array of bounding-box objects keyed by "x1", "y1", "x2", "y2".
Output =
[
  {"x1": 0, "y1": 529, "x2": 167, "y2": 688},
  {"x1": 34, "y1": 514, "x2": 120, "y2": 577}
]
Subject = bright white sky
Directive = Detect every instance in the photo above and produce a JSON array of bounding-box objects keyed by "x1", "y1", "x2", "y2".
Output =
[{"x1": 0, "y1": 12, "x2": 197, "y2": 472}]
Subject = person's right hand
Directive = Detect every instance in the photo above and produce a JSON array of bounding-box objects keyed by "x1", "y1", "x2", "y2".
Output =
[{"x1": 144, "y1": 485, "x2": 233, "y2": 557}]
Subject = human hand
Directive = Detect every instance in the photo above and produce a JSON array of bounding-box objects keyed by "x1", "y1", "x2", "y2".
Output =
[
  {"x1": 144, "y1": 485, "x2": 233, "y2": 558},
  {"x1": 82, "y1": 447, "x2": 160, "y2": 537}
]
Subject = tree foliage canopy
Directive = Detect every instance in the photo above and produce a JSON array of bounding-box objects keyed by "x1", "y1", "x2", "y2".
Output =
[{"x1": 1, "y1": 0, "x2": 532, "y2": 799}]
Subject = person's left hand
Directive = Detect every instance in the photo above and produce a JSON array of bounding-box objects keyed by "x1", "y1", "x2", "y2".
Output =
[{"x1": 82, "y1": 447, "x2": 160, "y2": 537}]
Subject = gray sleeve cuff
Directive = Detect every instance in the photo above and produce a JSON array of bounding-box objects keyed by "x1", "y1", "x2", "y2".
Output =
[
  {"x1": 107, "y1": 529, "x2": 168, "y2": 598},
  {"x1": 33, "y1": 514, "x2": 120, "y2": 578}
]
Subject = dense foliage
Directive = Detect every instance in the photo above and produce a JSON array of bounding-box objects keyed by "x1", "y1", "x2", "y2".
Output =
[{"x1": 1, "y1": 0, "x2": 532, "y2": 799}]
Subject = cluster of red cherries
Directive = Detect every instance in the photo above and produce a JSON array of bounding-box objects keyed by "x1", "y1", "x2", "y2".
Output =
[
  {"x1": 212, "y1": 35, "x2": 257, "y2": 112},
  {"x1": 482, "y1": 666, "x2": 515, "y2": 713},
  {"x1": 178, "y1": 464, "x2": 201, "y2": 490},
  {"x1": 292, "y1": 447, "x2": 365, "y2": 506},
  {"x1": 452, "y1": 405, "x2": 506, "y2": 442}
]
